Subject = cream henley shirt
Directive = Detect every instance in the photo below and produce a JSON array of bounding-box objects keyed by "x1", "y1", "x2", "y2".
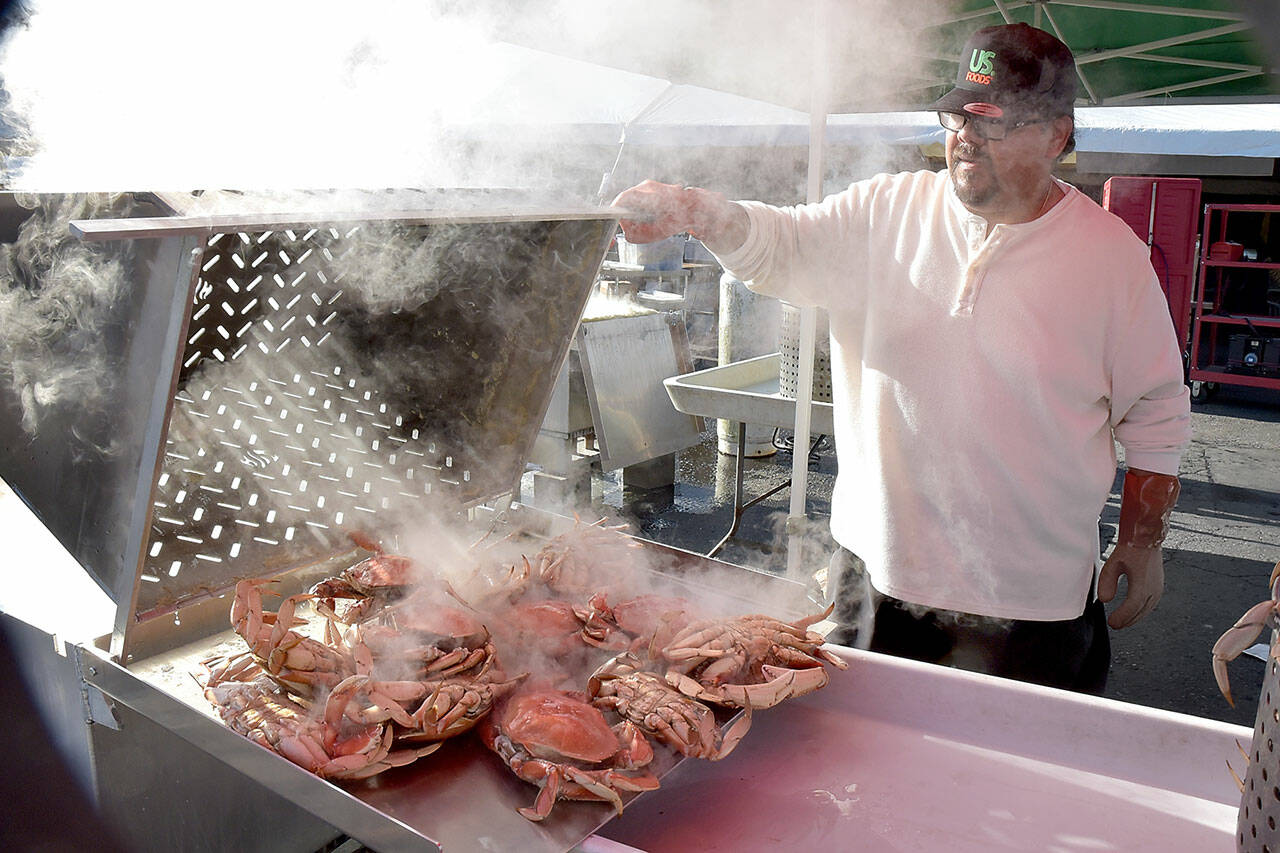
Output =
[{"x1": 714, "y1": 169, "x2": 1191, "y2": 621}]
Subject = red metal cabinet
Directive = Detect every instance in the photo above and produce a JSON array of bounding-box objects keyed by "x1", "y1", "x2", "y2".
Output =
[{"x1": 1102, "y1": 176, "x2": 1202, "y2": 352}]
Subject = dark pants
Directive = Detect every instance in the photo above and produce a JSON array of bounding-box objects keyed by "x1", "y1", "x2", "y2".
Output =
[{"x1": 826, "y1": 549, "x2": 1110, "y2": 695}]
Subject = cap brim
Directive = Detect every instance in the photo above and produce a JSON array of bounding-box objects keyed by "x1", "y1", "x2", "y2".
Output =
[{"x1": 930, "y1": 86, "x2": 979, "y2": 114}]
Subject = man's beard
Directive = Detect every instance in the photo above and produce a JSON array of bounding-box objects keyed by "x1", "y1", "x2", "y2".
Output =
[{"x1": 949, "y1": 143, "x2": 999, "y2": 207}]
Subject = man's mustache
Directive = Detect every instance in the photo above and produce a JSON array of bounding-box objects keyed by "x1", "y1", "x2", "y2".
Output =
[{"x1": 953, "y1": 144, "x2": 987, "y2": 162}]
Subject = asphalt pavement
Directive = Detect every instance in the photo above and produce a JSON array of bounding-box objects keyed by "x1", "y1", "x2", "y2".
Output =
[{"x1": 597, "y1": 383, "x2": 1280, "y2": 729}]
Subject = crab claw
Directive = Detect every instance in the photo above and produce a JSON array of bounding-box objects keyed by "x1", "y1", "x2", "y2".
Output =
[
  {"x1": 1212, "y1": 598, "x2": 1278, "y2": 707},
  {"x1": 715, "y1": 706, "x2": 752, "y2": 760},
  {"x1": 719, "y1": 664, "x2": 830, "y2": 709}
]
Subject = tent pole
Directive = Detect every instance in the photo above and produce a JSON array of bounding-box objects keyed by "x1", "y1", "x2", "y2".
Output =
[{"x1": 785, "y1": 0, "x2": 829, "y2": 590}]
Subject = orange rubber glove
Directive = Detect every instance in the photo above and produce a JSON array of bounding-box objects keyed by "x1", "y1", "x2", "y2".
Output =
[{"x1": 1097, "y1": 469, "x2": 1181, "y2": 629}]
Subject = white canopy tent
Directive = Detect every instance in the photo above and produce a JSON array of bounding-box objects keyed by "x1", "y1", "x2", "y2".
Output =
[
  {"x1": 823, "y1": 103, "x2": 1280, "y2": 157},
  {"x1": 617, "y1": 90, "x2": 1280, "y2": 160}
]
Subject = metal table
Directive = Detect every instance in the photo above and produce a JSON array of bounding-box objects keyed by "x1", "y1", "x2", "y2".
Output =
[{"x1": 664, "y1": 353, "x2": 835, "y2": 556}]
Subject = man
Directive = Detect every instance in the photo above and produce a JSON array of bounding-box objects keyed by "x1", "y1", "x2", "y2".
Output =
[{"x1": 613, "y1": 23, "x2": 1189, "y2": 693}]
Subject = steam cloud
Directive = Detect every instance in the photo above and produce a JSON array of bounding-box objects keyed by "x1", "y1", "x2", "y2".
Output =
[
  {"x1": 0, "y1": 0, "x2": 947, "y2": 625},
  {"x1": 0, "y1": 0, "x2": 936, "y2": 200},
  {"x1": 0, "y1": 193, "x2": 138, "y2": 453}
]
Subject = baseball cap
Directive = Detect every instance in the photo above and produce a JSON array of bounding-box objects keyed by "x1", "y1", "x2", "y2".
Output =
[{"x1": 931, "y1": 23, "x2": 1077, "y2": 121}]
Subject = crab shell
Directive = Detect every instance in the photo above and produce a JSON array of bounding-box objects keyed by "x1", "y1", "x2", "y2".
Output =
[
  {"x1": 497, "y1": 689, "x2": 625, "y2": 762},
  {"x1": 491, "y1": 600, "x2": 588, "y2": 657},
  {"x1": 480, "y1": 689, "x2": 659, "y2": 821}
]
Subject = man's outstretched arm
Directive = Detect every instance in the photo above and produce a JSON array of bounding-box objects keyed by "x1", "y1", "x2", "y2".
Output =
[{"x1": 611, "y1": 180, "x2": 750, "y2": 255}]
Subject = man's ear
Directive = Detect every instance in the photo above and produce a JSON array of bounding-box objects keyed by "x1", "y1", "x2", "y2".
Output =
[{"x1": 1047, "y1": 115, "x2": 1074, "y2": 159}]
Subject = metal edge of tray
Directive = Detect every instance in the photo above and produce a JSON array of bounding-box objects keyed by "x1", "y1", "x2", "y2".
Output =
[
  {"x1": 70, "y1": 207, "x2": 625, "y2": 242},
  {"x1": 78, "y1": 643, "x2": 446, "y2": 852},
  {"x1": 664, "y1": 353, "x2": 836, "y2": 435}
]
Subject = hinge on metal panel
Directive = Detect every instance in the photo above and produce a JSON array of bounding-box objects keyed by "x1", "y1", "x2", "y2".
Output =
[{"x1": 73, "y1": 649, "x2": 121, "y2": 731}]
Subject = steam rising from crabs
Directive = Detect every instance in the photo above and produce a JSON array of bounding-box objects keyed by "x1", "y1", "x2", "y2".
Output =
[{"x1": 199, "y1": 516, "x2": 848, "y2": 821}]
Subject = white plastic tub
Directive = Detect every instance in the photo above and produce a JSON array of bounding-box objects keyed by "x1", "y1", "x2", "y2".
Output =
[{"x1": 598, "y1": 646, "x2": 1246, "y2": 852}]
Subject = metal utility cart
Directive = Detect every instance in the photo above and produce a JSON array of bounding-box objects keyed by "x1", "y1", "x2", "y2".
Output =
[{"x1": 1188, "y1": 203, "x2": 1280, "y2": 401}]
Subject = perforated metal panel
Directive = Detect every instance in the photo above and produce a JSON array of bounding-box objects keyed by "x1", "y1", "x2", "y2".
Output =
[
  {"x1": 129, "y1": 215, "x2": 614, "y2": 624},
  {"x1": 1239, "y1": 622, "x2": 1280, "y2": 852},
  {"x1": 0, "y1": 202, "x2": 616, "y2": 657}
]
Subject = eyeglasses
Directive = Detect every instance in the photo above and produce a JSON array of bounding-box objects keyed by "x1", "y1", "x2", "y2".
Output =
[{"x1": 937, "y1": 111, "x2": 1049, "y2": 141}]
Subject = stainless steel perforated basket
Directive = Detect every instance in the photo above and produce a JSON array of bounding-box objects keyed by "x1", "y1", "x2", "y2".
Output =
[{"x1": 778, "y1": 302, "x2": 832, "y2": 404}]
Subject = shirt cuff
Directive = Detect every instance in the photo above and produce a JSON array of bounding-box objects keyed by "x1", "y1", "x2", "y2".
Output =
[
  {"x1": 708, "y1": 201, "x2": 766, "y2": 279},
  {"x1": 1122, "y1": 450, "x2": 1182, "y2": 476}
]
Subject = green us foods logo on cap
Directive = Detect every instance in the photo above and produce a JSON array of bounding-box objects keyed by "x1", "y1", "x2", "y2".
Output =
[{"x1": 966, "y1": 49, "x2": 995, "y2": 86}]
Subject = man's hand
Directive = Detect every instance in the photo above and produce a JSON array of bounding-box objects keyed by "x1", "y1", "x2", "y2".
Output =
[
  {"x1": 1097, "y1": 543, "x2": 1164, "y2": 629},
  {"x1": 611, "y1": 180, "x2": 691, "y2": 243},
  {"x1": 1098, "y1": 467, "x2": 1180, "y2": 629},
  {"x1": 611, "y1": 180, "x2": 748, "y2": 253}
]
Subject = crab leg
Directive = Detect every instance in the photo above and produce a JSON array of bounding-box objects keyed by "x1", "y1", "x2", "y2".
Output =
[
  {"x1": 517, "y1": 763, "x2": 567, "y2": 821},
  {"x1": 790, "y1": 602, "x2": 836, "y2": 632},
  {"x1": 727, "y1": 664, "x2": 830, "y2": 709},
  {"x1": 232, "y1": 578, "x2": 280, "y2": 641},
  {"x1": 1212, "y1": 598, "x2": 1278, "y2": 707},
  {"x1": 614, "y1": 720, "x2": 654, "y2": 768},
  {"x1": 563, "y1": 767, "x2": 627, "y2": 815}
]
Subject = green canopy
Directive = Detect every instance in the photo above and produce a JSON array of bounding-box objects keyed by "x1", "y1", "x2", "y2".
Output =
[
  {"x1": 932, "y1": 0, "x2": 1279, "y2": 106},
  {"x1": 493, "y1": 0, "x2": 1280, "y2": 113}
]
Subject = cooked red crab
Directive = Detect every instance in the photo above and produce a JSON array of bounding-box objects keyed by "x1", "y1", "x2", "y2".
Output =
[
  {"x1": 579, "y1": 593, "x2": 700, "y2": 652},
  {"x1": 349, "y1": 595, "x2": 496, "y2": 682},
  {"x1": 588, "y1": 652, "x2": 749, "y2": 761},
  {"x1": 662, "y1": 605, "x2": 849, "y2": 709},
  {"x1": 491, "y1": 599, "x2": 589, "y2": 658},
  {"x1": 310, "y1": 531, "x2": 416, "y2": 624},
  {"x1": 203, "y1": 673, "x2": 439, "y2": 781},
  {"x1": 532, "y1": 516, "x2": 640, "y2": 596},
  {"x1": 479, "y1": 688, "x2": 659, "y2": 821},
  {"x1": 231, "y1": 578, "x2": 356, "y2": 697}
]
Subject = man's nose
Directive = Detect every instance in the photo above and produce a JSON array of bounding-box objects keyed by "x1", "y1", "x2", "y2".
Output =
[{"x1": 956, "y1": 120, "x2": 987, "y2": 146}]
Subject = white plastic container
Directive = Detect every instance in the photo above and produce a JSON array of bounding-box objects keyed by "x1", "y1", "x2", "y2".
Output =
[{"x1": 616, "y1": 234, "x2": 685, "y2": 271}]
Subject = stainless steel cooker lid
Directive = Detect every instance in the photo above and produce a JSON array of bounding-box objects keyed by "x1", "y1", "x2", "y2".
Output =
[{"x1": 0, "y1": 190, "x2": 617, "y2": 660}]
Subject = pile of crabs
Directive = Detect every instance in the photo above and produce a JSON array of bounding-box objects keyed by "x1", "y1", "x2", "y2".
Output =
[{"x1": 199, "y1": 519, "x2": 847, "y2": 822}]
